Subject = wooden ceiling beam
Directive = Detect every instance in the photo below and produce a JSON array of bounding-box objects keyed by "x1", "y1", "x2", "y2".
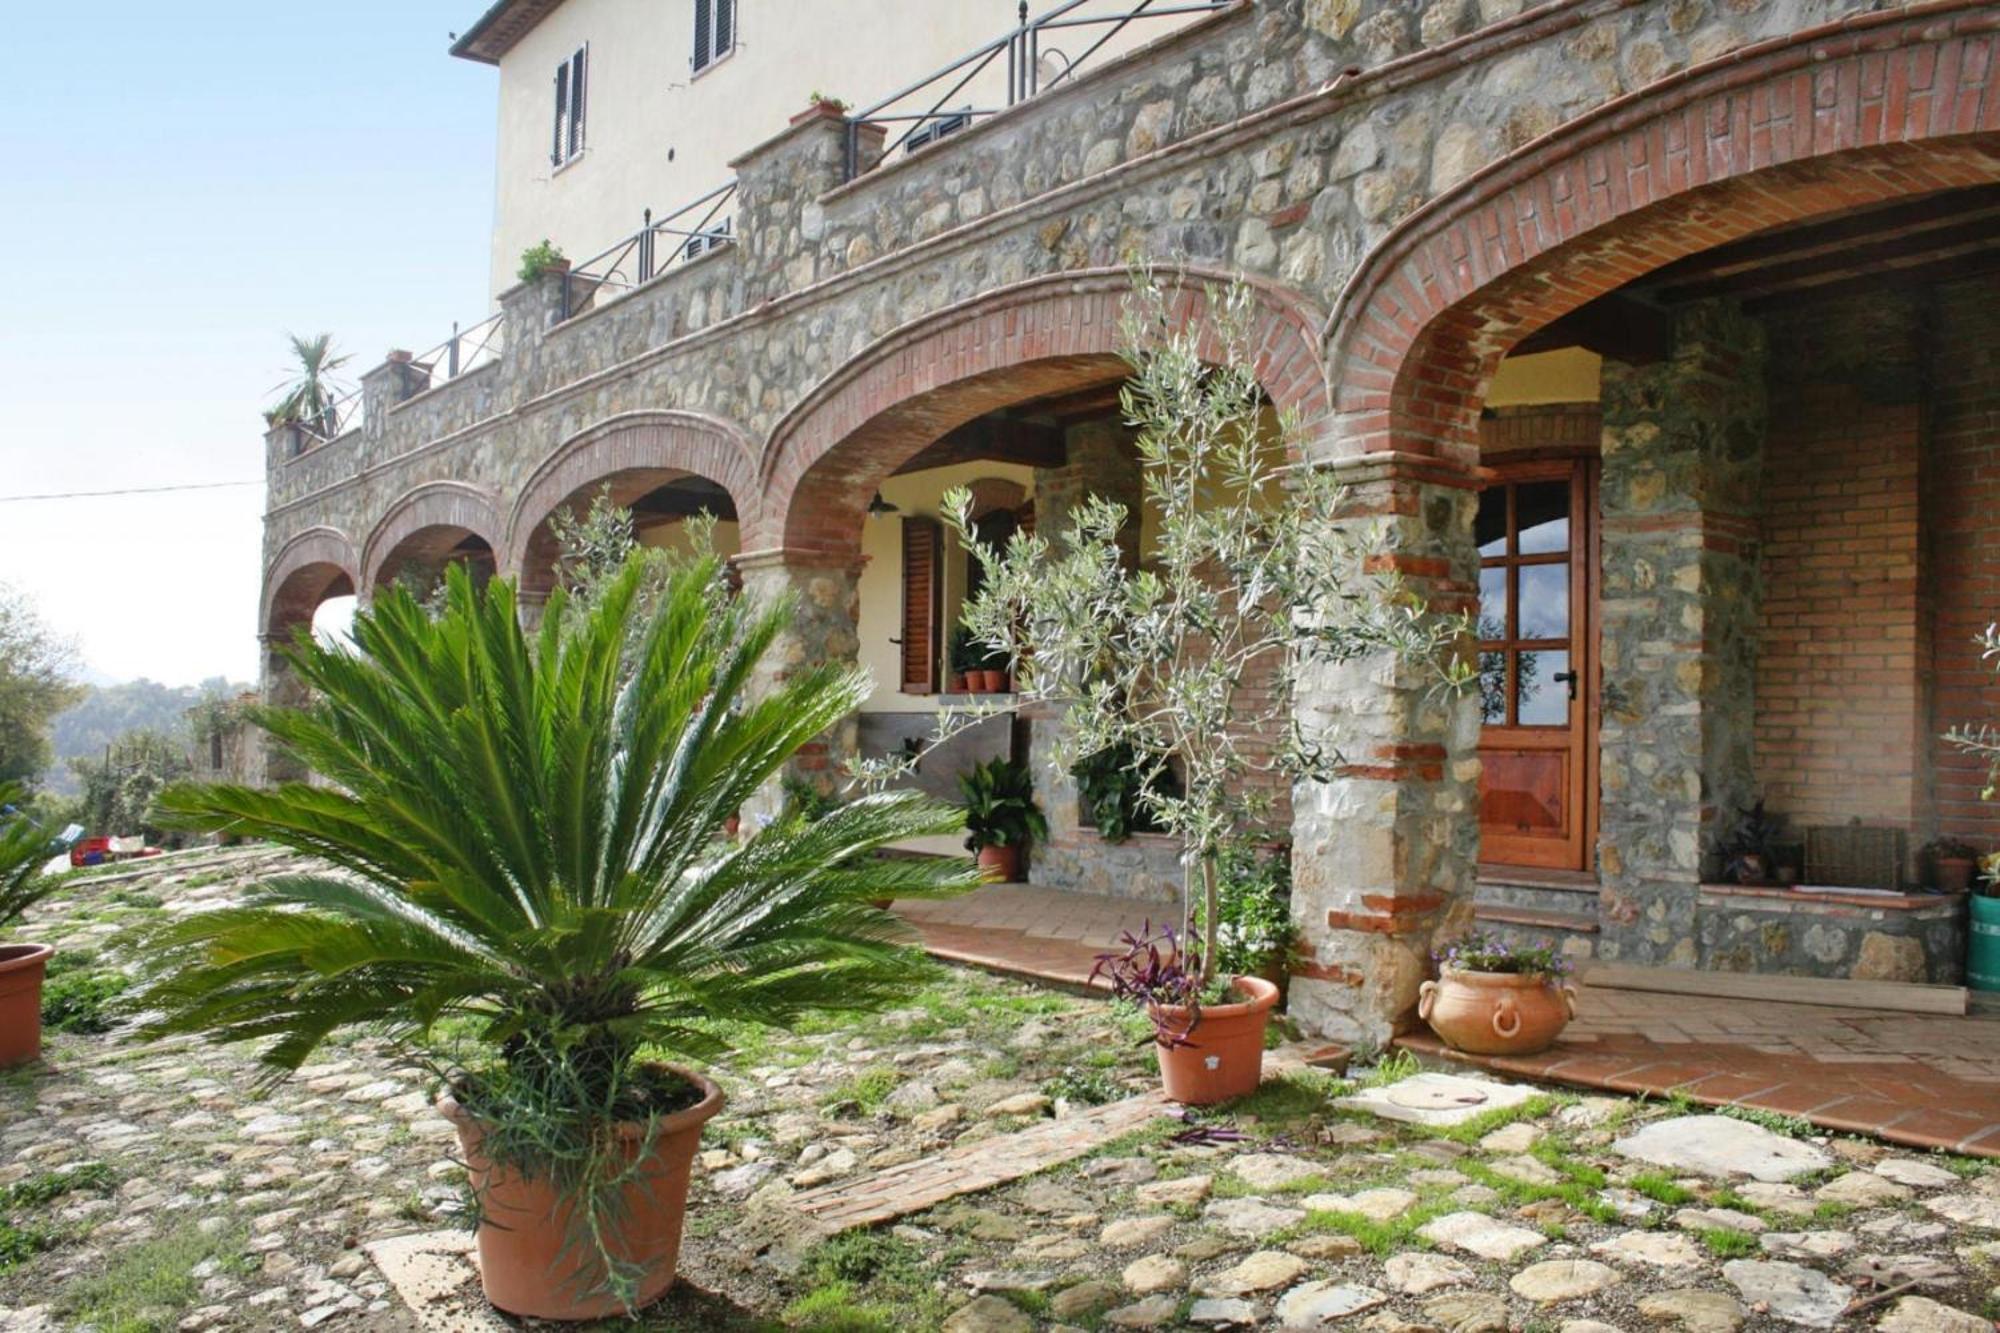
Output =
[
  {"x1": 1742, "y1": 249, "x2": 2000, "y2": 313},
  {"x1": 1659, "y1": 223, "x2": 2000, "y2": 304},
  {"x1": 891, "y1": 417, "x2": 1068, "y2": 475},
  {"x1": 1510, "y1": 291, "x2": 1675, "y2": 364}
]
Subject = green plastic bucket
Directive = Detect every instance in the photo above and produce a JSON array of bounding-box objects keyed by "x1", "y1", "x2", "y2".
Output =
[{"x1": 1972, "y1": 893, "x2": 2000, "y2": 992}]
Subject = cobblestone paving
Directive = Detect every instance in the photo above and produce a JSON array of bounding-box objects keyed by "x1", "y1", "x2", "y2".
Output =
[{"x1": 0, "y1": 853, "x2": 1997, "y2": 1331}]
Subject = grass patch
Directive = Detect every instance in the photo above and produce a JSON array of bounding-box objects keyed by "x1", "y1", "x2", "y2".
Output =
[
  {"x1": 783, "y1": 1283, "x2": 899, "y2": 1331},
  {"x1": 822, "y1": 1067, "x2": 899, "y2": 1116},
  {"x1": 1222, "y1": 1068, "x2": 1346, "y2": 1127},
  {"x1": 41, "y1": 952, "x2": 131, "y2": 1035},
  {"x1": 57, "y1": 1218, "x2": 250, "y2": 1332},
  {"x1": 791, "y1": 1228, "x2": 949, "y2": 1330},
  {"x1": 1716, "y1": 1104, "x2": 1815, "y2": 1138},
  {"x1": 1455, "y1": 1152, "x2": 1622, "y2": 1225},
  {"x1": 4, "y1": 1162, "x2": 115, "y2": 1209},
  {"x1": 1626, "y1": 1172, "x2": 1697, "y2": 1207},
  {"x1": 1354, "y1": 1048, "x2": 1422, "y2": 1089},
  {"x1": 1042, "y1": 1065, "x2": 1124, "y2": 1107},
  {"x1": 1285, "y1": 1197, "x2": 1452, "y2": 1256},
  {"x1": 1694, "y1": 1227, "x2": 1760, "y2": 1259}
]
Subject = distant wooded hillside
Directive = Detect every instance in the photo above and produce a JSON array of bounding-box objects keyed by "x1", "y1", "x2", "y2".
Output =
[{"x1": 44, "y1": 677, "x2": 252, "y2": 794}]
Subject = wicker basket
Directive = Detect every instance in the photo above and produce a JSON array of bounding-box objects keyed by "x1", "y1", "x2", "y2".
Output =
[{"x1": 1803, "y1": 824, "x2": 1906, "y2": 891}]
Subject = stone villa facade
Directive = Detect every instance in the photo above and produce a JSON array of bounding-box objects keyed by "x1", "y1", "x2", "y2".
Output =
[{"x1": 262, "y1": 0, "x2": 2000, "y2": 1042}]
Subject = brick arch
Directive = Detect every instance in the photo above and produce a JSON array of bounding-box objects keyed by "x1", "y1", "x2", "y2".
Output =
[
  {"x1": 503, "y1": 410, "x2": 759, "y2": 595},
  {"x1": 360, "y1": 481, "x2": 504, "y2": 592},
  {"x1": 756, "y1": 267, "x2": 1330, "y2": 554},
  {"x1": 263, "y1": 527, "x2": 358, "y2": 636},
  {"x1": 1325, "y1": 6, "x2": 2000, "y2": 466}
]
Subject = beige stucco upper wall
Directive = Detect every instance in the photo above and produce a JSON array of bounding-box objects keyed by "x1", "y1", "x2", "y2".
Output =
[{"x1": 487, "y1": 0, "x2": 1209, "y2": 299}]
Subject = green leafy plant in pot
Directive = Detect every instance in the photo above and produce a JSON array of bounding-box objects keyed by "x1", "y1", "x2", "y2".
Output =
[
  {"x1": 943, "y1": 268, "x2": 1469, "y2": 1104},
  {"x1": 135, "y1": 558, "x2": 975, "y2": 1321},
  {"x1": 958, "y1": 757, "x2": 1045, "y2": 883},
  {"x1": 1920, "y1": 836, "x2": 1981, "y2": 894},
  {"x1": 0, "y1": 787, "x2": 59, "y2": 1067},
  {"x1": 947, "y1": 624, "x2": 979, "y2": 693}
]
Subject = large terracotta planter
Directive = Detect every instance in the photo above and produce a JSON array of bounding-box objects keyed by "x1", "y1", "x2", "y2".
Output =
[
  {"x1": 1151, "y1": 975, "x2": 1279, "y2": 1105},
  {"x1": 976, "y1": 844, "x2": 1020, "y2": 883},
  {"x1": 440, "y1": 1067, "x2": 724, "y2": 1321},
  {"x1": 1418, "y1": 968, "x2": 1576, "y2": 1056},
  {"x1": 0, "y1": 944, "x2": 53, "y2": 1068}
]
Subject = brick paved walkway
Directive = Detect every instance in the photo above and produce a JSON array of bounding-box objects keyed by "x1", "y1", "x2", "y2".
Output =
[
  {"x1": 893, "y1": 884, "x2": 1161, "y2": 989},
  {"x1": 898, "y1": 884, "x2": 2000, "y2": 1156},
  {"x1": 1400, "y1": 979, "x2": 2000, "y2": 1157}
]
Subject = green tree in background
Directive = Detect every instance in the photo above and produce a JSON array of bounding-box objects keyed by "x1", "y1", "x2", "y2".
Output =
[{"x1": 0, "y1": 584, "x2": 84, "y2": 792}]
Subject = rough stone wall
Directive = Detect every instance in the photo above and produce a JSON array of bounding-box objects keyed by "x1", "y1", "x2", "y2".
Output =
[
  {"x1": 262, "y1": 0, "x2": 1905, "y2": 582},
  {"x1": 1757, "y1": 293, "x2": 1928, "y2": 831},
  {"x1": 1697, "y1": 885, "x2": 1965, "y2": 985},
  {"x1": 1596, "y1": 303, "x2": 1766, "y2": 965}
]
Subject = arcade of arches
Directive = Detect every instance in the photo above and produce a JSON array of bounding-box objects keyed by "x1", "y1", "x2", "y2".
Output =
[{"x1": 258, "y1": 4, "x2": 2000, "y2": 1044}]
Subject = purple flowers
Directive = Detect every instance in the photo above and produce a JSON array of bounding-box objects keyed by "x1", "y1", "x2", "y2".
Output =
[
  {"x1": 1432, "y1": 929, "x2": 1573, "y2": 982},
  {"x1": 1090, "y1": 922, "x2": 1205, "y2": 1047}
]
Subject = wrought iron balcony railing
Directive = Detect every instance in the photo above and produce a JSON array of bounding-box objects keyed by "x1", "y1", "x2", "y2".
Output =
[{"x1": 559, "y1": 181, "x2": 737, "y2": 321}]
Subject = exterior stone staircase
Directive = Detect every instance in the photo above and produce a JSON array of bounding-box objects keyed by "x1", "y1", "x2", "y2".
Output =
[{"x1": 1472, "y1": 868, "x2": 1601, "y2": 959}]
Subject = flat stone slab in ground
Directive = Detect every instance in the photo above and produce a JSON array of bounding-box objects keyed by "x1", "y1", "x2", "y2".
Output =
[
  {"x1": 1333, "y1": 1072, "x2": 1542, "y2": 1126},
  {"x1": 1613, "y1": 1115, "x2": 1833, "y2": 1183},
  {"x1": 362, "y1": 1231, "x2": 503, "y2": 1332}
]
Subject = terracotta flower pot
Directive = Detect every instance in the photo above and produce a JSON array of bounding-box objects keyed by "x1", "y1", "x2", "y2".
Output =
[
  {"x1": 975, "y1": 669, "x2": 1007, "y2": 694},
  {"x1": 440, "y1": 1067, "x2": 724, "y2": 1321},
  {"x1": 948, "y1": 672, "x2": 968, "y2": 693},
  {"x1": 976, "y1": 844, "x2": 1019, "y2": 883},
  {"x1": 1419, "y1": 968, "x2": 1576, "y2": 1057},
  {"x1": 1936, "y1": 856, "x2": 1975, "y2": 894},
  {"x1": 1151, "y1": 975, "x2": 1279, "y2": 1105},
  {"x1": 0, "y1": 944, "x2": 54, "y2": 1068}
]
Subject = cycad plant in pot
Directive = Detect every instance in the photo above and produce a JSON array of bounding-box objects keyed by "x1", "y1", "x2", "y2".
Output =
[
  {"x1": 945, "y1": 268, "x2": 1468, "y2": 1105},
  {"x1": 959, "y1": 757, "x2": 1045, "y2": 882},
  {"x1": 0, "y1": 787, "x2": 60, "y2": 1066},
  {"x1": 136, "y1": 558, "x2": 975, "y2": 1320}
]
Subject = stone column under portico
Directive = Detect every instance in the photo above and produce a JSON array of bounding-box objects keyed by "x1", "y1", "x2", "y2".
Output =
[
  {"x1": 1288, "y1": 452, "x2": 1482, "y2": 1047},
  {"x1": 733, "y1": 549, "x2": 866, "y2": 826}
]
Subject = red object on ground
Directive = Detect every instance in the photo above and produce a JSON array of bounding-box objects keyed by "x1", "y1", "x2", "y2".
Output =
[{"x1": 69, "y1": 837, "x2": 112, "y2": 868}]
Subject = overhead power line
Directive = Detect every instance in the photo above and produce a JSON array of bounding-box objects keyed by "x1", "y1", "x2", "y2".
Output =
[{"x1": 0, "y1": 479, "x2": 263, "y2": 504}]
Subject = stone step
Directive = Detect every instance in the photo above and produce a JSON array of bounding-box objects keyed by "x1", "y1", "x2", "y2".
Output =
[
  {"x1": 1472, "y1": 904, "x2": 1601, "y2": 954},
  {"x1": 1475, "y1": 868, "x2": 1600, "y2": 919}
]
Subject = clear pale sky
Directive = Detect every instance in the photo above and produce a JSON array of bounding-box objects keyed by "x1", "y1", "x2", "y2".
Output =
[{"x1": 0, "y1": 2, "x2": 495, "y2": 686}]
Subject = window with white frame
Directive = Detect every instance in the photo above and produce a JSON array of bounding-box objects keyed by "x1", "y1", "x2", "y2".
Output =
[
  {"x1": 693, "y1": 0, "x2": 735, "y2": 73},
  {"x1": 552, "y1": 46, "x2": 587, "y2": 167}
]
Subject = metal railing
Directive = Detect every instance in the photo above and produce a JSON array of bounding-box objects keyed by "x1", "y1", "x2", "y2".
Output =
[
  {"x1": 560, "y1": 181, "x2": 737, "y2": 321},
  {"x1": 289, "y1": 388, "x2": 362, "y2": 455},
  {"x1": 842, "y1": 0, "x2": 1231, "y2": 179},
  {"x1": 411, "y1": 310, "x2": 503, "y2": 385}
]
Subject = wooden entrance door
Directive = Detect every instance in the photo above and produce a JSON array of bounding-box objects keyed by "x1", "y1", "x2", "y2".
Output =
[{"x1": 1476, "y1": 461, "x2": 1594, "y2": 871}]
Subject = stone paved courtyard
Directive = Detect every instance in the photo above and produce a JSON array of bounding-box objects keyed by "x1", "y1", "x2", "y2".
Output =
[{"x1": 0, "y1": 851, "x2": 1997, "y2": 1331}]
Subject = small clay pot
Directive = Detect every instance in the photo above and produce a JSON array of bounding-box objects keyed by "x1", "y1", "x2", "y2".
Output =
[
  {"x1": 440, "y1": 1067, "x2": 724, "y2": 1321},
  {"x1": 948, "y1": 672, "x2": 968, "y2": 693},
  {"x1": 0, "y1": 943, "x2": 53, "y2": 1068},
  {"x1": 1151, "y1": 975, "x2": 1280, "y2": 1105},
  {"x1": 1419, "y1": 968, "x2": 1577, "y2": 1057},
  {"x1": 976, "y1": 844, "x2": 1020, "y2": 882},
  {"x1": 1936, "y1": 856, "x2": 1975, "y2": 894},
  {"x1": 975, "y1": 669, "x2": 1007, "y2": 694}
]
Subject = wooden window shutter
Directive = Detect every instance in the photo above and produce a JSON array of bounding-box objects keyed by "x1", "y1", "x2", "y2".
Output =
[
  {"x1": 900, "y1": 516, "x2": 943, "y2": 694},
  {"x1": 552, "y1": 61, "x2": 569, "y2": 165},
  {"x1": 693, "y1": 0, "x2": 712, "y2": 70},
  {"x1": 569, "y1": 48, "x2": 587, "y2": 157},
  {"x1": 714, "y1": 0, "x2": 734, "y2": 58}
]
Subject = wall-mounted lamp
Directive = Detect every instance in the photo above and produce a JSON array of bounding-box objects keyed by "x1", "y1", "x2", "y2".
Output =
[{"x1": 866, "y1": 492, "x2": 900, "y2": 518}]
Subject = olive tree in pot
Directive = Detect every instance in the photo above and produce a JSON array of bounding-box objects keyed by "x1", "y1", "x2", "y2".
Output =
[
  {"x1": 0, "y1": 787, "x2": 60, "y2": 1066},
  {"x1": 943, "y1": 268, "x2": 1468, "y2": 1105},
  {"x1": 136, "y1": 558, "x2": 975, "y2": 1321}
]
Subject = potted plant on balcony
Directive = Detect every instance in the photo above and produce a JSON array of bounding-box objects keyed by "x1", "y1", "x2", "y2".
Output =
[
  {"x1": 266, "y1": 332, "x2": 351, "y2": 444},
  {"x1": 0, "y1": 787, "x2": 59, "y2": 1067},
  {"x1": 948, "y1": 624, "x2": 977, "y2": 694},
  {"x1": 135, "y1": 558, "x2": 974, "y2": 1321},
  {"x1": 959, "y1": 757, "x2": 1045, "y2": 883},
  {"x1": 1420, "y1": 931, "x2": 1578, "y2": 1056},
  {"x1": 941, "y1": 270, "x2": 1468, "y2": 1105},
  {"x1": 974, "y1": 639, "x2": 1010, "y2": 695},
  {"x1": 1921, "y1": 836, "x2": 1981, "y2": 893}
]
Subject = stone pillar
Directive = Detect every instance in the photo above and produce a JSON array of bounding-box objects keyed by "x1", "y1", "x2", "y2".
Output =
[
  {"x1": 1288, "y1": 454, "x2": 1482, "y2": 1047},
  {"x1": 1033, "y1": 420, "x2": 1144, "y2": 566},
  {"x1": 359, "y1": 350, "x2": 428, "y2": 443},
  {"x1": 496, "y1": 261, "x2": 569, "y2": 394},
  {"x1": 258, "y1": 632, "x2": 307, "y2": 787},
  {"x1": 1596, "y1": 302, "x2": 1766, "y2": 964},
  {"x1": 733, "y1": 549, "x2": 865, "y2": 826},
  {"x1": 729, "y1": 104, "x2": 884, "y2": 303}
]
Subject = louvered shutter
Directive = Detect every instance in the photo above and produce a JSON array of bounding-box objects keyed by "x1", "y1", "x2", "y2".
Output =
[
  {"x1": 693, "y1": 0, "x2": 712, "y2": 70},
  {"x1": 714, "y1": 0, "x2": 733, "y2": 58},
  {"x1": 569, "y1": 49, "x2": 587, "y2": 158},
  {"x1": 900, "y1": 516, "x2": 942, "y2": 694},
  {"x1": 552, "y1": 61, "x2": 569, "y2": 165}
]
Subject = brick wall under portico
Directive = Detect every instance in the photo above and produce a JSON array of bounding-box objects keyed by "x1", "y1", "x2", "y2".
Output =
[{"x1": 1756, "y1": 293, "x2": 1928, "y2": 832}]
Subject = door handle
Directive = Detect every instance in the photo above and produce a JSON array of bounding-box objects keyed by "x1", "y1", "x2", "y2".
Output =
[{"x1": 1553, "y1": 669, "x2": 1578, "y2": 700}]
